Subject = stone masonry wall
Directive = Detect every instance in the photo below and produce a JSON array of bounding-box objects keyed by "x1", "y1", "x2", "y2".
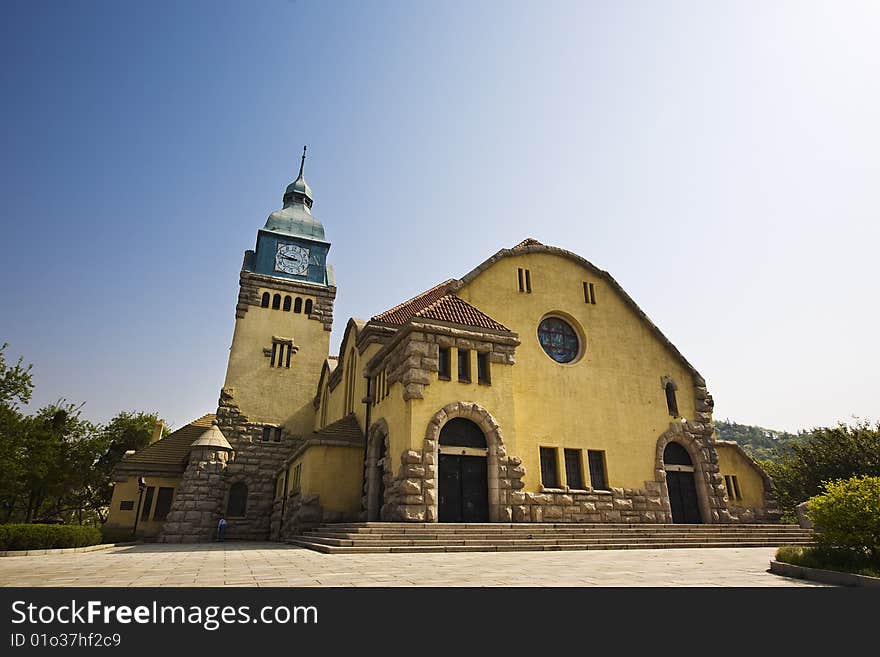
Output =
[{"x1": 160, "y1": 446, "x2": 230, "y2": 543}]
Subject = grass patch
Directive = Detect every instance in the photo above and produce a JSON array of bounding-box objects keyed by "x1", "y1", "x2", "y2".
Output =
[{"x1": 776, "y1": 545, "x2": 880, "y2": 578}]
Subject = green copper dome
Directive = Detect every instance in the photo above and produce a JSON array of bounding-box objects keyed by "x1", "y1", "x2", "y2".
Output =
[{"x1": 263, "y1": 146, "x2": 326, "y2": 241}]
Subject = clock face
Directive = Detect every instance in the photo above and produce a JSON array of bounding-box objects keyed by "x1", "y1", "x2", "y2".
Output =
[{"x1": 274, "y1": 243, "x2": 310, "y2": 275}]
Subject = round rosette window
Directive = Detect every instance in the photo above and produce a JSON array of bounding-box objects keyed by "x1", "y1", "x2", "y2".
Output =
[{"x1": 537, "y1": 316, "x2": 581, "y2": 364}]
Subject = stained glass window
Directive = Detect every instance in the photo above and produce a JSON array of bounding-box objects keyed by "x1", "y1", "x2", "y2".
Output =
[{"x1": 537, "y1": 317, "x2": 580, "y2": 363}]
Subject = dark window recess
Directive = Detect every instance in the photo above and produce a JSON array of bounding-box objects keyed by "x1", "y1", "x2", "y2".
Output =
[
  {"x1": 285, "y1": 344, "x2": 292, "y2": 368},
  {"x1": 304, "y1": 299, "x2": 313, "y2": 314},
  {"x1": 292, "y1": 464, "x2": 302, "y2": 494},
  {"x1": 153, "y1": 487, "x2": 174, "y2": 521},
  {"x1": 583, "y1": 282, "x2": 596, "y2": 304},
  {"x1": 119, "y1": 500, "x2": 134, "y2": 511},
  {"x1": 272, "y1": 294, "x2": 281, "y2": 310},
  {"x1": 273, "y1": 427, "x2": 282, "y2": 442},
  {"x1": 140, "y1": 486, "x2": 155, "y2": 520},
  {"x1": 271, "y1": 342, "x2": 292, "y2": 368},
  {"x1": 294, "y1": 297, "x2": 303, "y2": 313},
  {"x1": 540, "y1": 447, "x2": 559, "y2": 488},
  {"x1": 261, "y1": 292, "x2": 270, "y2": 308},
  {"x1": 517, "y1": 268, "x2": 524, "y2": 292},
  {"x1": 665, "y1": 382, "x2": 679, "y2": 417},
  {"x1": 725, "y1": 475, "x2": 734, "y2": 499},
  {"x1": 438, "y1": 347, "x2": 451, "y2": 380},
  {"x1": 457, "y1": 349, "x2": 471, "y2": 383},
  {"x1": 261, "y1": 427, "x2": 271, "y2": 442},
  {"x1": 731, "y1": 475, "x2": 742, "y2": 500},
  {"x1": 588, "y1": 450, "x2": 608, "y2": 490},
  {"x1": 439, "y1": 417, "x2": 487, "y2": 448},
  {"x1": 525, "y1": 269, "x2": 532, "y2": 293},
  {"x1": 564, "y1": 449, "x2": 584, "y2": 489},
  {"x1": 283, "y1": 295, "x2": 292, "y2": 311},
  {"x1": 227, "y1": 482, "x2": 248, "y2": 517},
  {"x1": 477, "y1": 352, "x2": 490, "y2": 384},
  {"x1": 589, "y1": 282, "x2": 596, "y2": 304}
]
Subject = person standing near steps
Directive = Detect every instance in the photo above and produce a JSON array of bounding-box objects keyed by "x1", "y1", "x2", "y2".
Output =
[{"x1": 217, "y1": 516, "x2": 227, "y2": 542}]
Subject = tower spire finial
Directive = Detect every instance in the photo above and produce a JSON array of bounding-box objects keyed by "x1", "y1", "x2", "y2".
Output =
[{"x1": 298, "y1": 145, "x2": 307, "y2": 178}]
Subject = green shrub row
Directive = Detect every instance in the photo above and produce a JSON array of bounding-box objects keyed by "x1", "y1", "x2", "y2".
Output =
[
  {"x1": 0, "y1": 524, "x2": 102, "y2": 551},
  {"x1": 776, "y1": 545, "x2": 880, "y2": 578}
]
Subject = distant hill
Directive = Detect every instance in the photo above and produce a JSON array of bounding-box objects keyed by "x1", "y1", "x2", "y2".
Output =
[{"x1": 713, "y1": 420, "x2": 807, "y2": 462}]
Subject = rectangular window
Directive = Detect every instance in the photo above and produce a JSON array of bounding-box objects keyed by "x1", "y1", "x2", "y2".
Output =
[
  {"x1": 525, "y1": 269, "x2": 532, "y2": 293},
  {"x1": 458, "y1": 349, "x2": 471, "y2": 383},
  {"x1": 724, "y1": 475, "x2": 734, "y2": 499},
  {"x1": 584, "y1": 282, "x2": 597, "y2": 304},
  {"x1": 153, "y1": 487, "x2": 174, "y2": 521},
  {"x1": 540, "y1": 447, "x2": 559, "y2": 488},
  {"x1": 589, "y1": 282, "x2": 596, "y2": 304},
  {"x1": 140, "y1": 486, "x2": 155, "y2": 520},
  {"x1": 731, "y1": 475, "x2": 742, "y2": 500},
  {"x1": 564, "y1": 449, "x2": 584, "y2": 489},
  {"x1": 270, "y1": 342, "x2": 278, "y2": 368},
  {"x1": 517, "y1": 268, "x2": 524, "y2": 292},
  {"x1": 477, "y1": 352, "x2": 490, "y2": 384},
  {"x1": 119, "y1": 500, "x2": 134, "y2": 511},
  {"x1": 273, "y1": 427, "x2": 282, "y2": 442},
  {"x1": 587, "y1": 450, "x2": 608, "y2": 490},
  {"x1": 261, "y1": 426, "x2": 272, "y2": 442},
  {"x1": 438, "y1": 347, "x2": 451, "y2": 380},
  {"x1": 270, "y1": 341, "x2": 292, "y2": 368}
]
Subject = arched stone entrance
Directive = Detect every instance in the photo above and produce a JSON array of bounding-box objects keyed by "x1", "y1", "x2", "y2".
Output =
[
  {"x1": 438, "y1": 418, "x2": 489, "y2": 522},
  {"x1": 364, "y1": 419, "x2": 390, "y2": 521},
  {"x1": 663, "y1": 442, "x2": 701, "y2": 524}
]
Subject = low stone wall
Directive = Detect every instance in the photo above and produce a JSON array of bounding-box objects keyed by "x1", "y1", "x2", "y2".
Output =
[{"x1": 514, "y1": 484, "x2": 673, "y2": 523}]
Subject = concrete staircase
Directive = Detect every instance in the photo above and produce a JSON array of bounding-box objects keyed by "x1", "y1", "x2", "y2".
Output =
[{"x1": 288, "y1": 522, "x2": 815, "y2": 554}]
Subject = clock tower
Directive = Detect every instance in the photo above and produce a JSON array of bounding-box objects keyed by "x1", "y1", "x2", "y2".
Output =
[{"x1": 220, "y1": 146, "x2": 336, "y2": 438}]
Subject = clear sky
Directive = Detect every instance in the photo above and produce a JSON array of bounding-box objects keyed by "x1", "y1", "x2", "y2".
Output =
[{"x1": 1, "y1": 1, "x2": 878, "y2": 433}]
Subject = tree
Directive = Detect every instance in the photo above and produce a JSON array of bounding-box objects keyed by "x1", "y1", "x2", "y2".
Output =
[
  {"x1": 763, "y1": 420, "x2": 880, "y2": 517},
  {"x1": 0, "y1": 343, "x2": 34, "y2": 408}
]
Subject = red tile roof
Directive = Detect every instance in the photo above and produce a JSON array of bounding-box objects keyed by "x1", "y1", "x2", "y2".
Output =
[
  {"x1": 414, "y1": 294, "x2": 509, "y2": 332},
  {"x1": 371, "y1": 279, "x2": 456, "y2": 325}
]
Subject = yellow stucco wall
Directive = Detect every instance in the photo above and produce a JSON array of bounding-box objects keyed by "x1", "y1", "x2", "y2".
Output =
[
  {"x1": 715, "y1": 443, "x2": 766, "y2": 508},
  {"x1": 455, "y1": 251, "x2": 699, "y2": 492},
  {"x1": 224, "y1": 286, "x2": 329, "y2": 435},
  {"x1": 287, "y1": 445, "x2": 363, "y2": 514},
  {"x1": 105, "y1": 475, "x2": 181, "y2": 537}
]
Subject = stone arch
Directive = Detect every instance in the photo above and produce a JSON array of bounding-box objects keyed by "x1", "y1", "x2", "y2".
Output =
[
  {"x1": 654, "y1": 424, "x2": 728, "y2": 524},
  {"x1": 364, "y1": 418, "x2": 390, "y2": 521},
  {"x1": 424, "y1": 402, "x2": 511, "y2": 523}
]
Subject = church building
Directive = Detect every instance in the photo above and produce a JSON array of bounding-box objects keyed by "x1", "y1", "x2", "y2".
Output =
[{"x1": 105, "y1": 150, "x2": 780, "y2": 543}]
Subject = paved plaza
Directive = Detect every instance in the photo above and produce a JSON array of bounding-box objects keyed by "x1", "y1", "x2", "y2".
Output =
[{"x1": 0, "y1": 543, "x2": 827, "y2": 587}]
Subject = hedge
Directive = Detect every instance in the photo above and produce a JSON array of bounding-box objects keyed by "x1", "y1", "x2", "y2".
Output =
[
  {"x1": 808, "y1": 475, "x2": 880, "y2": 565},
  {"x1": 0, "y1": 524, "x2": 102, "y2": 551}
]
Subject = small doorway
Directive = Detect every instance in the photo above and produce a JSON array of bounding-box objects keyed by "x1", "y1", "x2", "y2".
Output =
[
  {"x1": 438, "y1": 418, "x2": 489, "y2": 523},
  {"x1": 367, "y1": 433, "x2": 387, "y2": 522},
  {"x1": 663, "y1": 442, "x2": 701, "y2": 524}
]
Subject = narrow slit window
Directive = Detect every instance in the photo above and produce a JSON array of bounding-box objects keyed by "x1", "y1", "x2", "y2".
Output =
[
  {"x1": 587, "y1": 450, "x2": 608, "y2": 490},
  {"x1": 273, "y1": 427, "x2": 282, "y2": 443},
  {"x1": 477, "y1": 352, "x2": 490, "y2": 384},
  {"x1": 304, "y1": 299, "x2": 313, "y2": 314},
  {"x1": 517, "y1": 268, "x2": 524, "y2": 292},
  {"x1": 283, "y1": 295, "x2": 292, "y2": 311},
  {"x1": 731, "y1": 475, "x2": 742, "y2": 501},
  {"x1": 270, "y1": 343, "x2": 277, "y2": 368},
  {"x1": 457, "y1": 349, "x2": 471, "y2": 383},
  {"x1": 589, "y1": 282, "x2": 596, "y2": 304},
  {"x1": 261, "y1": 427, "x2": 272, "y2": 442},
  {"x1": 438, "y1": 347, "x2": 451, "y2": 380},
  {"x1": 153, "y1": 487, "x2": 174, "y2": 521},
  {"x1": 525, "y1": 269, "x2": 532, "y2": 293},
  {"x1": 285, "y1": 343, "x2": 292, "y2": 368},
  {"x1": 665, "y1": 381, "x2": 679, "y2": 417},
  {"x1": 540, "y1": 447, "x2": 559, "y2": 488},
  {"x1": 583, "y1": 281, "x2": 590, "y2": 303},
  {"x1": 261, "y1": 292, "x2": 270, "y2": 308},
  {"x1": 294, "y1": 297, "x2": 303, "y2": 313},
  {"x1": 725, "y1": 475, "x2": 734, "y2": 499},
  {"x1": 272, "y1": 294, "x2": 281, "y2": 310},
  {"x1": 564, "y1": 449, "x2": 584, "y2": 489}
]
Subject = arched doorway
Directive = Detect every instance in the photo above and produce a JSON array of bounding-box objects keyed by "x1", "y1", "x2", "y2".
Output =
[
  {"x1": 365, "y1": 422, "x2": 389, "y2": 522},
  {"x1": 438, "y1": 418, "x2": 489, "y2": 522},
  {"x1": 663, "y1": 442, "x2": 701, "y2": 524}
]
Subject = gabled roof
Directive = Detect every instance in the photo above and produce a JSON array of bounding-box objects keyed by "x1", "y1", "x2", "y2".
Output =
[
  {"x1": 451, "y1": 239, "x2": 704, "y2": 380},
  {"x1": 114, "y1": 414, "x2": 215, "y2": 475},
  {"x1": 281, "y1": 414, "x2": 364, "y2": 472},
  {"x1": 414, "y1": 294, "x2": 509, "y2": 332},
  {"x1": 371, "y1": 279, "x2": 456, "y2": 325},
  {"x1": 370, "y1": 279, "x2": 509, "y2": 333}
]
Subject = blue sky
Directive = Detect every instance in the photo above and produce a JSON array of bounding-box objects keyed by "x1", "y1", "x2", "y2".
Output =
[{"x1": 1, "y1": 1, "x2": 878, "y2": 433}]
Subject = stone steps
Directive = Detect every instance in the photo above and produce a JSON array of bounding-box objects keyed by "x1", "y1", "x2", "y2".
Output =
[{"x1": 289, "y1": 522, "x2": 814, "y2": 554}]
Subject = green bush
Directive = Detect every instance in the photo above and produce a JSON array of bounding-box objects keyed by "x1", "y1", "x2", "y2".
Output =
[
  {"x1": 0, "y1": 524, "x2": 102, "y2": 551},
  {"x1": 775, "y1": 545, "x2": 880, "y2": 578},
  {"x1": 807, "y1": 475, "x2": 880, "y2": 565}
]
